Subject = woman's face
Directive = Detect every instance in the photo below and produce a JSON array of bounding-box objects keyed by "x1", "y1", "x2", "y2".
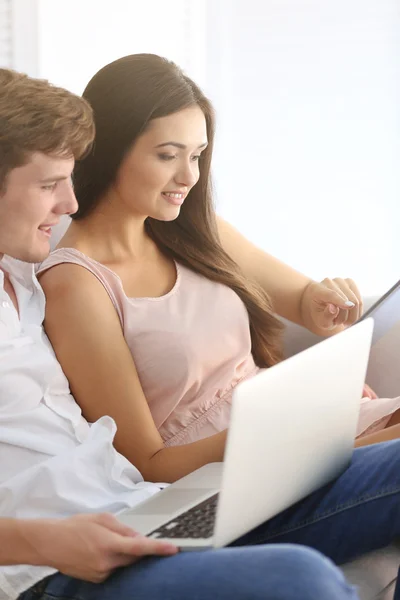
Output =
[{"x1": 112, "y1": 105, "x2": 208, "y2": 221}]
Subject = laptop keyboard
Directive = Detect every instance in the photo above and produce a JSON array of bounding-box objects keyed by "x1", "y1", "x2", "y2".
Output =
[{"x1": 149, "y1": 493, "x2": 219, "y2": 539}]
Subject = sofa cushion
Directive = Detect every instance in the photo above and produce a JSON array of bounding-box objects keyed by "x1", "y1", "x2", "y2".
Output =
[{"x1": 341, "y1": 544, "x2": 399, "y2": 600}]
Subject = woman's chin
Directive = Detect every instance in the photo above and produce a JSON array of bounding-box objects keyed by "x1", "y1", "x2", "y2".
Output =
[{"x1": 152, "y1": 207, "x2": 181, "y2": 222}]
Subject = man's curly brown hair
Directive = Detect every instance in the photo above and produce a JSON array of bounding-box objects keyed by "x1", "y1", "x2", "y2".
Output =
[{"x1": 0, "y1": 69, "x2": 95, "y2": 190}]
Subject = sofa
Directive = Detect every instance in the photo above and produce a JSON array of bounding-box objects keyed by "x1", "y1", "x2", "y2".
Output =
[
  {"x1": 50, "y1": 217, "x2": 399, "y2": 599},
  {"x1": 283, "y1": 318, "x2": 400, "y2": 599}
]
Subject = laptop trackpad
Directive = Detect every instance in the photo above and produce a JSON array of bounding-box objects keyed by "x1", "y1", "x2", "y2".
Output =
[{"x1": 132, "y1": 488, "x2": 215, "y2": 516}]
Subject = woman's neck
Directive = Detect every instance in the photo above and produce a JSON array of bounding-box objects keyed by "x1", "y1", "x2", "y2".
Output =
[{"x1": 60, "y1": 206, "x2": 153, "y2": 263}]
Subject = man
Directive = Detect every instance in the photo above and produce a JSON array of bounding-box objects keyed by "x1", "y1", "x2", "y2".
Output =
[
  {"x1": 0, "y1": 514, "x2": 177, "y2": 584},
  {"x1": 0, "y1": 67, "x2": 398, "y2": 600}
]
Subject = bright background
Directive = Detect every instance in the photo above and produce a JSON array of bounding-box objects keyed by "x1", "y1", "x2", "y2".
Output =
[{"x1": 1, "y1": 0, "x2": 399, "y2": 295}]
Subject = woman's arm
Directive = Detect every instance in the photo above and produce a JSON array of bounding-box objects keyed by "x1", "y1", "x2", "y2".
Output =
[
  {"x1": 39, "y1": 265, "x2": 226, "y2": 483},
  {"x1": 217, "y1": 217, "x2": 362, "y2": 335},
  {"x1": 354, "y1": 424, "x2": 400, "y2": 448},
  {"x1": 0, "y1": 514, "x2": 176, "y2": 580},
  {"x1": 217, "y1": 217, "x2": 312, "y2": 324}
]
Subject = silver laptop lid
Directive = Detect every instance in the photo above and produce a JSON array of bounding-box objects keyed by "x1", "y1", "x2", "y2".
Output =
[
  {"x1": 358, "y1": 282, "x2": 400, "y2": 397},
  {"x1": 214, "y1": 318, "x2": 373, "y2": 547}
]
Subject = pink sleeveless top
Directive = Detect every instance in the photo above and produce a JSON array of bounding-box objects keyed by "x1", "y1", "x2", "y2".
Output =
[{"x1": 38, "y1": 249, "x2": 260, "y2": 447}]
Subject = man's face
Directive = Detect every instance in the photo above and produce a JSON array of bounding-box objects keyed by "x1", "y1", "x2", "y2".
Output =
[{"x1": 0, "y1": 152, "x2": 77, "y2": 263}]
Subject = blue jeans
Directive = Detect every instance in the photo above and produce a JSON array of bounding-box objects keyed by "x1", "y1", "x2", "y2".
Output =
[
  {"x1": 19, "y1": 440, "x2": 400, "y2": 600},
  {"x1": 21, "y1": 545, "x2": 356, "y2": 600}
]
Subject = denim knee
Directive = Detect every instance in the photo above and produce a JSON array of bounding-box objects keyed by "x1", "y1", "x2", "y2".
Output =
[{"x1": 272, "y1": 545, "x2": 359, "y2": 600}]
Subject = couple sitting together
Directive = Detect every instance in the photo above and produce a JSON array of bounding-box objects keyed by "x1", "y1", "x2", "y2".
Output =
[{"x1": 1, "y1": 54, "x2": 400, "y2": 600}]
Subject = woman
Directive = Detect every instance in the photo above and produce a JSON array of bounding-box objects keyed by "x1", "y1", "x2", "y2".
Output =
[{"x1": 38, "y1": 54, "x2": 400, "y2": 485}]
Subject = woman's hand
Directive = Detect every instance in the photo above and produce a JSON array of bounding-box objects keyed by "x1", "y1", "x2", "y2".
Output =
[
  {"x1": 362, "y1": 383, "x2": 378, "y2": 399},
  {"x1": 300, "y1": 277, "x2": 363, "y2": 335}
]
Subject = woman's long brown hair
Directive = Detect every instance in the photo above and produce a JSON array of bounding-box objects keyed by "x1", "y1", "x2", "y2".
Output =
[{"x1": 73, "y1": 54, "x2": 283, "y2": 367}]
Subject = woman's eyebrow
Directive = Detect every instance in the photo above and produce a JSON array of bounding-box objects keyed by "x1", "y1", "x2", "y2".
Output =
[{"x1": 155, "y1": 141, "x2": 208, "y2": 150}]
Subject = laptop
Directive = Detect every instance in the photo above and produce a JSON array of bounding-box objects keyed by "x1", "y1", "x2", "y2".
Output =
[
  {"x1": 358, "y1": 280, "x2": 400, "y2": 397},
  {"x1": 359, "y1": 278, "x2": 400, "y2": 338},
  {"x1": 117, "y1": 318, "x2": 374, "y2": 550}
]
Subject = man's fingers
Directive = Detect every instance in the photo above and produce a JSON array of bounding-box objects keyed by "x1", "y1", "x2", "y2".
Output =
[
  {"x1": 114, "y1": 534, "x2": 178, "y2": 558},
  {"x1": 95, "y1": 513, "x2": 140, "y2": 538}
]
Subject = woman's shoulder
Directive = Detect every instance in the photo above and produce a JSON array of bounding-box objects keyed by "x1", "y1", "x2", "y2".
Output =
[
  {"x1": 37, "y1": 248, "x2": 126, "y2": 325},
  {"x1": 38, "y1": 248, "x2": 118, "y2": 295},
  {"x1": 39, "y1": 246, "x2": 101, "y2": 272}
]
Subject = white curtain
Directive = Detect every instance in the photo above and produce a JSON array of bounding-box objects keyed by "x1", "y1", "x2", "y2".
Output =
[{"x1": 0, "y1": 0, "x2": 12, "y2": 67}]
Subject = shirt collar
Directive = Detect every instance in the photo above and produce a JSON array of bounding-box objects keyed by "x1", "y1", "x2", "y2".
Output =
[{"x1": 0, "y1": 255, "x2": 36, "y2": 287}]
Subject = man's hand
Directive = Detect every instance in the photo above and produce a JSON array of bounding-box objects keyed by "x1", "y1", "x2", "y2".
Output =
[{"x1": 20, "y1": 513, "x2": 178, "y2": 583}]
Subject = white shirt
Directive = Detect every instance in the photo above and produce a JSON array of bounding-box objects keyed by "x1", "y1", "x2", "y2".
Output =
[{"x1": 0, "y1": 255, "x2": 161, "y2": 599}]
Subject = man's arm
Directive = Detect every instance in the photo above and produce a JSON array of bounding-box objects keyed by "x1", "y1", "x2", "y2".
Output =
[{"x1": 0, "y1": 514, "x2": 177, "y2": 582}]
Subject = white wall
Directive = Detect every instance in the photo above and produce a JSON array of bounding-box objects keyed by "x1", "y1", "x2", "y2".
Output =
[
  {"x1": 207, "y1": 0, "x2": 400, "y2": 295},
  {"x1": 8, "y1": 0, "x2": 400, "y2": 295},
  {"x1": 0, "y1": 0, "x2": 12, "y2": 67},
  {"x1": 36, "y1": 0, "x2": 207, "y2": 94}
]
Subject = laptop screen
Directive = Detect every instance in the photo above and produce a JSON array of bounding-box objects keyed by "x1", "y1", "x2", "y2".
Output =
[
  {"x1": 358, "y1": 279, "x2": 400, "y2": 397},
  {"x1": 359, "y1": 279, "x2": 400, "y2": 345}
]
